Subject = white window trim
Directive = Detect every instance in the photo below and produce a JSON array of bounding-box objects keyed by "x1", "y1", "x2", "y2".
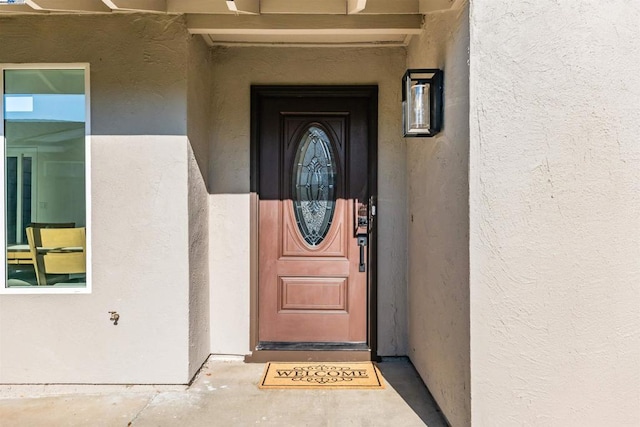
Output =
[{"x1": 0, "y1": 63, "x2": 91, "y2": 295}]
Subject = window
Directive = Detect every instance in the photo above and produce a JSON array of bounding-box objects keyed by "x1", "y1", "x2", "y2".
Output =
[{"x1": 1, "y1": 65, "x2": 90, "y2": 293}]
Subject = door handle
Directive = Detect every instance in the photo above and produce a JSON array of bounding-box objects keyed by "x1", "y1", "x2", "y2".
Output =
[{"x1": 357, "y1": 235, "x2": 368, "y2": 272}]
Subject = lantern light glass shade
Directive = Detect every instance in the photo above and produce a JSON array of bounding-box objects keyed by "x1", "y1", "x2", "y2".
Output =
[{"x1": 402, "y1": 69, "x2": 443, "y2": 137}]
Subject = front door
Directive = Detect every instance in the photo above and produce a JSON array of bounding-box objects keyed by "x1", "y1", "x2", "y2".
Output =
[{"x1": 253, "y1": 86, "x2": 377, "y2": 351}]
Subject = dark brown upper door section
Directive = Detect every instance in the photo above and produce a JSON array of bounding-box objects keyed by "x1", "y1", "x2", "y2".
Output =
[{"x1": 254, "y1": 86, "x2": 377, "y2": 345}]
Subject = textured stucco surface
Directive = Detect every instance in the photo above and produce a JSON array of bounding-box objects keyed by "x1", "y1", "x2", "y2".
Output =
[
  {"x1": 208, "y1": 47, "x2": 408, "y2": 356},
  {"x1": 469, "y1": 0, "x2": 640, "y2": 425},
  {"x1": 0, "y1": 15, "x2": 199, "y2": 383},
  {"x1": 186, "y1": 35, "x2": 212, "y2": 379},
  {"x1": 406, "y1": 4, "x2": 470, "y2": 427},
  {"x1": 0, "y1": 14, "x2": 188, "y2": 136},
  {"x1": 1, "y1": 136, "x2": 191, "y2": 383}
]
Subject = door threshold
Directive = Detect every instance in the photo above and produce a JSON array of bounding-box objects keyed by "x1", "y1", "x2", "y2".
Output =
[
  {"x1": 245, "y1": 348, "x2": 374, "y2": 363},
  {"x1": 257, "y1": 342, "x2": 369, "y2": 351}
]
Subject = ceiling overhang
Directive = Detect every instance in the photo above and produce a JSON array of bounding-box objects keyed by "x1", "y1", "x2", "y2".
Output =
[
  {"x1": 0, "y1": 0, "x2": 461, "y2": 46},
  {"x1": 188, "y1": 14, "x2": 424, "y2": 47}
]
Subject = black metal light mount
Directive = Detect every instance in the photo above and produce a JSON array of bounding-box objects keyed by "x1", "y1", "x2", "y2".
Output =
[{"x1": 402, "y1": 69, "x2": 443, "y2": 137}]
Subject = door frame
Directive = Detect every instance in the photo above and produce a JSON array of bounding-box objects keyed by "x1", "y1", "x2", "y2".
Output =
[{"x1": 246, "y1": 85, "x2": 379, "y2": 362}]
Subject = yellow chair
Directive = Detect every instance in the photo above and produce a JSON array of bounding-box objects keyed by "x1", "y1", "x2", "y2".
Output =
[{"x1": 26, "y1": 227, "x2": 86, "y2": 286}]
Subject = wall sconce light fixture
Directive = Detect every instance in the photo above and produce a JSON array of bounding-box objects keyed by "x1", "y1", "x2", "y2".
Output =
[{"x1": 402, "y1": 69, "x2": 443, "y2": 137}]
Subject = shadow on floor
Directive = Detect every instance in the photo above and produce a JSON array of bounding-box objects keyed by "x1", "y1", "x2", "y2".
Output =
[
  {"x1": 378, "y1": 357, "x2": 449, "y2": 427},
  {"x1": 0, "y1": 357, "x2": 451, "y2": 426}
]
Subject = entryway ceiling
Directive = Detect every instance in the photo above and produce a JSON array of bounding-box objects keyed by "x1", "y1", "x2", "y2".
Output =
[{"x1": 0, "y1": 0, "x2": 459, "y2": 46}]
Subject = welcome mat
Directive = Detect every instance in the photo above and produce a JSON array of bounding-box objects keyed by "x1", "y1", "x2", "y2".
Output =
[{"x1": 259, "y1": 362, "x2": 385, "y2": 389}]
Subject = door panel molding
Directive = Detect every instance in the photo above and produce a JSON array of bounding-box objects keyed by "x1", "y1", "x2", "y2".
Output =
[
  {"x1": 282, "y1": 199, "x2": 347, "y2": 257},
  {"x1": 278, "y1": 276, "x2": 348, "y2": 312}
]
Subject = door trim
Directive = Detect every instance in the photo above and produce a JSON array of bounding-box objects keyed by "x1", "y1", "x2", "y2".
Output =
[{"x1": 247, "y1": 85, "x2": 379, "y2": 362}]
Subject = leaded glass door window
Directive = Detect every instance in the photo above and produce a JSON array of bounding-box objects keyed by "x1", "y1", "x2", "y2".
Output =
[{"x1": 292, "y1": 126, "x2": 337, "y2": 247}]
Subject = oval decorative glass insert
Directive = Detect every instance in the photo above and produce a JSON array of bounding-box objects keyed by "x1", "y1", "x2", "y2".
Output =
[{"x1": 292, "y1": 126, "x2": 337, "y2": 246}]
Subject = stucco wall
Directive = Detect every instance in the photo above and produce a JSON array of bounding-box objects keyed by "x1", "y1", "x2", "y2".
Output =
[
  {"x1": 0, "y1": 15, "x2": 188, "y2": 136},
  {"x1": 469, "y1": 0, "x2": 640, "y2": 424},
  {"x1": 209, "y1": 47, "x2": 408, "y2": 356},
  {"x1": 0, "y1": 14, "x2": 197, "y2": 383},
  {"x1": 186, "y1": 35, "x2": 212, "y2": 378},
  {"x1": 406, "y1": 4, "x2": 470, "y2": 426}
]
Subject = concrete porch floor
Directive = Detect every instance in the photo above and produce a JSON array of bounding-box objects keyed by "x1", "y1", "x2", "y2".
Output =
[{"x1": 0, "y1": 357, "x2": 448, "y2": 426}]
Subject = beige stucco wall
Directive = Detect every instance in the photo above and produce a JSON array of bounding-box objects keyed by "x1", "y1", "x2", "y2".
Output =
[
  {"x1": 0, "y1": 14, "x2": 208, "y2": 383},
  {"x1": 186, "y1": 35, "x2": 212, "y2": 378},
  {"x1": 469, "y1": 0, "x2": 640, "y2": 424},
  {"x1": 406, "y1": 4, "x2": 470, "y2": 427},
  {"x1": 209, "y1": 47, "x2": 408, "y2": 356}
]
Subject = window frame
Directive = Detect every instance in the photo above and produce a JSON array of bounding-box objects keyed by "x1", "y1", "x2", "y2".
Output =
[
  {"x1": 6, "y1": 146, "x2": 39, "y2": 244},
  {"x1": 0, "y1": 63, "x2": 92, "y2": 295}
]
